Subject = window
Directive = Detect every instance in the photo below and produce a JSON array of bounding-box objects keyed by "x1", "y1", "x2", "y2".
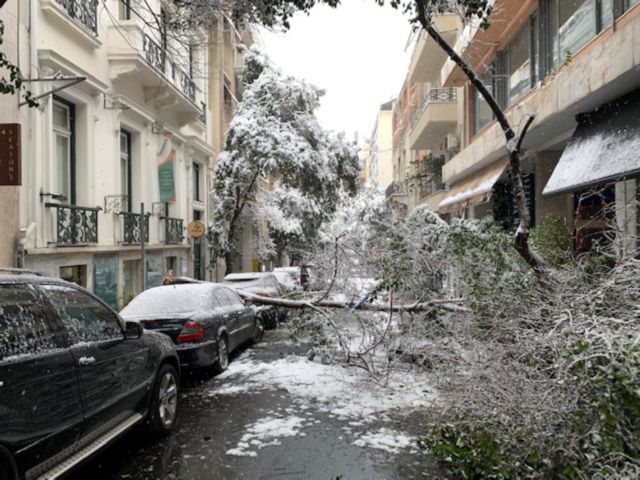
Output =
[
  {"x1": 119, "y1": 0, "x2": 131, "y2": 20},
  {"x1": 189, "y1": 44, "x2": 195, "y2": 78},
  {"x1": 219, "y1": 288, "x2": 241, "y2": 307},
  {"x1": 193, "y1": 162, "x2": 201, "y2": 202},
  {"x1": 473, "y1": 73, "x2": 494, "y2": 134},
  {"x1": 59, "y1": 265, "x2": 86, "y2": 288},
  {"x1": 52, "y1": 98, "x2": 75, "y2": 203},
  {"x1": 0, "y1": 285, "x2": 59, "y2": 359},
  {"x1": 42, "y1": 286, "x2": 122, "y2": 344},
  {"x1": 507, "y1": 24, "x2": 532, "y2": 104},
  {"x1": 120, "y1": 130, "x2": 132, "y2": 212},
  {"x1": 160, "y1": 7, "x2": 168, "y2": 52}
]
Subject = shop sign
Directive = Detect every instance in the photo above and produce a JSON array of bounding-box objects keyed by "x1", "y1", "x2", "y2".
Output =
[
  {"x1": 0, "y1": 124, "x2": 21, "y2": 186},
  {"x1": 188, "y1": 220, "x2": 206, "y2": 238}
]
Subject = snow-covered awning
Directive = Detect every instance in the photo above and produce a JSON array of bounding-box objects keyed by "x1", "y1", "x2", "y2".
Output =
[
  {"x1": 438, "y1": 159, "x2": 509, "y2": 213},
  {"x1": 543, "y1": 89, "x2": 640, "y2": 196}
]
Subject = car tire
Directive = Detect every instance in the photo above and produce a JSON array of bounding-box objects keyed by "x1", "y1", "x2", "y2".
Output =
[
  {"x1": 252, "y1": 316, "x2": 264, "y2": 344},
  {"x1": 145, "y1": 364, "x2": 179, "y2": 436},
  {"x1": 213, "y1": 335, "x2": 229, "y2": 374}
]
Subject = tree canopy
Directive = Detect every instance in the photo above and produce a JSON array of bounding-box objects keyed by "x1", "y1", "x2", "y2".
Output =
[{"x1": 209, "y1": 47, "x2": 360, "y2": 271}]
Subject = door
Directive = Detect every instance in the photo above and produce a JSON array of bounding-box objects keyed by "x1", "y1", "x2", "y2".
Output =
[
  {"x1": 0, "y1": 284, "x2": 83, "y2": 475},
  {"x1": 40, "y1": 285, "x2": 152, "y2": 440},
  {"x1": 221, "y1": 288, "x2": 254, "y2": 347}
]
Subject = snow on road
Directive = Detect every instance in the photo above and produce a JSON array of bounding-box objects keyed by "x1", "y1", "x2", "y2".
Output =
[{"x1": 211, "y1": 350, "x2": 436, "y2": 458}]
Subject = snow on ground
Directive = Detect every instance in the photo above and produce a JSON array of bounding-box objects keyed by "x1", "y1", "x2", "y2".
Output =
[
  {"x1": 214, "y1": 350, "x2": 436, "y2": 457},
  {"x1": 226, "y1": 415, "x2": 309, "y2": 457},
  {"x1": 353, "y1": 428, "x2": 418, "y2": 454}
]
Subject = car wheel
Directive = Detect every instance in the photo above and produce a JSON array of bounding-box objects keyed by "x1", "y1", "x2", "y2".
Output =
[
  {"x1": 252, "y1": 316, "x2": 264, "y2": 344},
  {"x1": 213, "y1": 335, "x2": 229, "y2": 374},
  {"x1": 145, "y1": 364, "x2": 179, "y2": 436}
]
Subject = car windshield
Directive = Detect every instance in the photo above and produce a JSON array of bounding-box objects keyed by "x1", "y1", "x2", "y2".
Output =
[
  {"x1": 272, "y1": 272, "x2": 294, "y2": 287},
  {"x1": 120, "y1": 284, "x2": 216, "y2": 318}
]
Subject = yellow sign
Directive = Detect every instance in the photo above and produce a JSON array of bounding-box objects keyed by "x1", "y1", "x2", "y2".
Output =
[{"x1": 187, "y1": 220, "x2": 206, "y2": 238}]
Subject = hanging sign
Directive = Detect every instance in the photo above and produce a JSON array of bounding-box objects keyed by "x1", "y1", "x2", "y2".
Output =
[
  {"x1": 0, "y1": 124, "x2": 21, "y2": 186},
  {"x1": 157, "y1": 133, "x2": 176, "y2": 203},
  {"x1": 188, "y1": 220, "x2": 206, "y2": 238}
]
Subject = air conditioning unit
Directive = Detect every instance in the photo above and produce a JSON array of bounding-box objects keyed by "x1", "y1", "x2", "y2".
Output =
[{"x1": 445, "y1": 134, "x2": 459, "y2": 152}]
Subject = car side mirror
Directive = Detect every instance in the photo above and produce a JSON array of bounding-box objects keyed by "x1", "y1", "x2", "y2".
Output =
[{"x1": 125, "y1": 321, "x2": 143, "y2": 339}]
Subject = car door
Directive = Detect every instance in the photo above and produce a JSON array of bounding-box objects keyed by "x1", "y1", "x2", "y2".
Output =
[
  {"x1": 0, "y1": 283, "x2": 84, "y2": 476},
  {"x1": 40, "y1": 285, "x2": 152, "y2": 441},
  {"x1": 224, "y1": 288, "x2": 255, "y2": 345}
]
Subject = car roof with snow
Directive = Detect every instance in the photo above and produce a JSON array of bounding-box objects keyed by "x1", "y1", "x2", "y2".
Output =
[
  {"x1": 120, "y1": 283, "x2": 230, "y2": 320},
  {"x1": 223, "y1": 272, "x2": 276, "y2": 281}
]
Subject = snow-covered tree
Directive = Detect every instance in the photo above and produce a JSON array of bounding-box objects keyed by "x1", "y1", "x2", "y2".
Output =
[{"x1": 209, "y1": 47, "x2": 360, "y2": 273}]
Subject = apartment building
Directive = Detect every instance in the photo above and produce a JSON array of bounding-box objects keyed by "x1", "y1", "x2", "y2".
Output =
[
  {"x1": 366, "y1": 100, "x2": 395, "y2": 191},
  {"x1": 14, "y1": 0, "x2": 213, "y2": 307},
  {"x1": 207, "y1": 16, "x2": 258, "y2": 278},
  {"x1": 437, "y1": 0, "x2": 640, "y2": 255},
  {"x1": 390, "y1": 13, "x2": 464, "y2": 215}
]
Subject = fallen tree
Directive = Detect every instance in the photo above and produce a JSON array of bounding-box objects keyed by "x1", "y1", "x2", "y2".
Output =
[{"x1": 241, "y1": 291, "x2": 469, "y2": 313}]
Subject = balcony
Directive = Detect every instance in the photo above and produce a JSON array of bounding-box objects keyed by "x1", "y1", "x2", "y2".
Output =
[
  {"x1": 162, "y1": 217, "x2": 184, "y2": 244},
  {"x1": 107, "y1": 24, "x2": 204, "y2": 125},
  {"x1": 407, "y1": 88, "x2": 458, "y2": 149},
  {"x1": 40, "y1": 0, "x2": 101, "y2": 48},
  {"x1": 119, "y1": 212, "x2": 150, "y2": 245},
  {"x1": 55, "y1": 0, "x2": 98, "y2": 34},
  {"x1": 385, "y1": 181, "x2": 407, "y2": 199},
  {"x1": 45, "y1": 204, "x2": 101, "y2": 246},
  {"x1": 408, "y1": 14, "x2": 461, "y2": 84}
]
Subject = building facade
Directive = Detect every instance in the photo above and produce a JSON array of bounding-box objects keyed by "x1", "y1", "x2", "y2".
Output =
[
  {"x1": 366, "y1": 100, "x2": 395, "y2": 191},
  {"x1": 390, "y1": 13, "x2": 463, "y2": 216},
  {"x1": 394, "y1": 1, "x2": 640, "y2": 258},
  {"x1": 14, "y1": 0, "x2": 213, "y2": 308}
]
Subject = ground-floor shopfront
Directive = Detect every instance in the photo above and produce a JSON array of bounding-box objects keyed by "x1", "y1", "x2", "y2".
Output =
[{"x1": 24, "y1": 245, "x2": 190, "y2": 309}]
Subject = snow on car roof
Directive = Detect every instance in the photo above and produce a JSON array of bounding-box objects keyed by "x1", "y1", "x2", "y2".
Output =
[
  {"x1": 224, "y1": 272, "x2": 276, "y2": 281},
  {"x1": 120, "y1": 283, "x2": 222, "y2": 320}
]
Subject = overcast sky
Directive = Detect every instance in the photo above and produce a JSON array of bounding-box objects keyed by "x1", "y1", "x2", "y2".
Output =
[{"x1": 258, "y1": 0, "x2": 414, "y2": 145}]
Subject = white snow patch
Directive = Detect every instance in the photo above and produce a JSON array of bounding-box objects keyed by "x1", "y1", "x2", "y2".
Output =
[
  {"x1": 212, "y1": 353, "x2": 436, "y2": 422},
  {"x1": 353, "y1": 428, "x2": 418, "y2": 454},
  {"x1": 226, "y1": 415, "x2": 307, "y2": 457}
]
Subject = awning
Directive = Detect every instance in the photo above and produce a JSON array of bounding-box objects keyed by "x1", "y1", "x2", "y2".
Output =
[
  {"x1": 438, "y1": 159, "x2": 509, "y2": 213},
  {"x1": 543, "y1": 88, "x2": 640, "y2": 196}
]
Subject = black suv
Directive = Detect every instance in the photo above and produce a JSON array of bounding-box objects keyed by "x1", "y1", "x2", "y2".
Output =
[{"x1": 0, "y1": 271, "x2": 181, "y2": 480}]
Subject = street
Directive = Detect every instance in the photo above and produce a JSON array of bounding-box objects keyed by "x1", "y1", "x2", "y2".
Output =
[{"x1": 69, "y1": 329, "x2": 443, "y2": 480}]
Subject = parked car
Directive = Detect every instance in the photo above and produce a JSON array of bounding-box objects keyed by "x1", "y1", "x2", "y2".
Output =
[
  {"x1": 0, "y1": 270, "x2": 180, "y2": 480},
  {"x1": 120, "y1": 283, "x2": 262, "y2": 372},
  {"x1": 272, "y1": 270, "x2": 299, "y2": 291},
  {"x1": 273, "y1": 266, "x2": 301, "y2": 287},
  {"x1": 222, "y1": 273, "x2": 284, "y2": 329}
]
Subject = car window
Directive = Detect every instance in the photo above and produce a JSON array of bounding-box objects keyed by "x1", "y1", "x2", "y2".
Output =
[
  {"x1": 216, "y1": 288, "x2": 240, "y2": 307},
  {"x1": 222, "y1": 287, "x2": 243, "y2": 306},
  {"x1": 0, "y1": 284, "x2": 59, "y2": 360},
  {"x1": 41, "y1": 285, "x2": 123, "y2": 344}
]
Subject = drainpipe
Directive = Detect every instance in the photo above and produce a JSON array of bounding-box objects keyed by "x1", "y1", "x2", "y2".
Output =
[{"x1": 29, "y1": 0, "x2": 42, "y2": 249}]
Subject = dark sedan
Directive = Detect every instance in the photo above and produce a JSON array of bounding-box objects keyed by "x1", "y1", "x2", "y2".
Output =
[
  {"x1": 0, "y1": 271, "x2": 180, "y2": 480},
  {"x1": 120, "y1": 283, "x2": 262, "y2": 372}
]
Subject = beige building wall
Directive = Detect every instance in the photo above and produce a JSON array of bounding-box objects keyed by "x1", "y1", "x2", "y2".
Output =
[{"x1": 0, "y1": 0, "x2": 21, "y2": 267}]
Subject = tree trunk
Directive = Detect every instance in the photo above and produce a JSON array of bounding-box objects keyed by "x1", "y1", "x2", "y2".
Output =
[
  {"x1": 414, "y1": 2, "x2": 548, "y2": 284},
  {"x1": 224, "y1": 252, "x2": 234, "y2": 276}
]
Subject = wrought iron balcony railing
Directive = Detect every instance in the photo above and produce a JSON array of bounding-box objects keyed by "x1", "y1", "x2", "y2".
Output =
[
  {"x1": 46, "y1": 203, "x2": 101, "y2": 246},
  {"x1": 409, "y1": 87, "x2": 457, "y2": 134},
  {"x1": 120, "y1": 212, "x2": 150, "y2": 245},
  {"x1": 162, "y1": 217, "x2": 184, "y2": 244},
  {"x1": 56, "y1": 0, "x2": 98, "y2": 35},
  {"x1": 143, "y1": 33, "x2": 165, "y2": 73},
  {"x1": 142, "y1": 33, "x2": 197, "y2": 103}
]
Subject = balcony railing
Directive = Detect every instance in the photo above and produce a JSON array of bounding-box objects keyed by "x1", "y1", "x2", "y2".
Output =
[
  {"x1": 409, "y1": 87, "x2": 457, "y2": 134},
  {"x1": 46, "y1": 203, "x2": 101, "y2": 246},
  {"x1": 142, "y1": 33, "x2": 197, "y2": 103},
  {"x1": 120, "y1": 212, "x2": 150, "y2": 244},
  {"x1": 162, "y1": 217, "x2": 184, "y2": 244},
  {"x1": 56, "y1": 0, "x2": 98, "y2": 35}
]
